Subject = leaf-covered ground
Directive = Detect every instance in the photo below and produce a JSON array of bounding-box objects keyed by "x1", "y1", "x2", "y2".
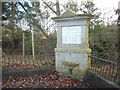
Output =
[
  {"x1": 2, "y1": 71, "x2": 88, "y2": 88},
  {"x1": 2, "y1": 63, "x2": 38, "y2": 71},
  {"x1": 2, "y1": 55, "x2": 55, "y2": 71},
  {"x1": 2, "y1": 59, "x2": 55, "y2": 71}
]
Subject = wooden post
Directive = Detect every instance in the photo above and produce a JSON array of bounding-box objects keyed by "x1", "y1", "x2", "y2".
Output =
[
  {"x1": 32, "y1": 29, "x2": 35, "y2": 60},
  {"x1": 23, "y1": 31, "x2": 25, "y2": 58}
]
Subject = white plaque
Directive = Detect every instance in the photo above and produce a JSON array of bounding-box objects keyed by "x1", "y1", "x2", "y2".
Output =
[{"x1": 62, "y1": 26, "x2": 81, "y2": 44}]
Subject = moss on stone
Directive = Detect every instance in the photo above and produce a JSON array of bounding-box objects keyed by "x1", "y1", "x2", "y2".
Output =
[
  {"x1": 52, "y1": 10, "x2": 94, "y2": 20},
  {"x1": 63, "y1": 62, "x2": 79, "y2": 70},
  {"x1": 60, "y1": 10, "x2": 77, "y2": 17}
]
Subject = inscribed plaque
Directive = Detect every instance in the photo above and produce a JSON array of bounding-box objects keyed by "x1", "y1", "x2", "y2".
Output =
[{"x1": 62, "y1": 26, "x2": 81, "y2": 44}]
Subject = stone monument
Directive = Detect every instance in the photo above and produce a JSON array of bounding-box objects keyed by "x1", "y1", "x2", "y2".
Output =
[{"x1": 52, "y1": 10, "x2": 93, "y2": 80}]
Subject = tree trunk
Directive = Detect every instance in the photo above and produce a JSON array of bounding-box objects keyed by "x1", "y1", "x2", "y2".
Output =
[
  {"x1": 11, "y1": 2, "x2": 15, "y2": 50},
  {"x1": 56, "y1": 0, "x2": 60, "y2": 16},
  {"x1": 117, "y1": 24, "x2": 120, "y2": 85},
  {"x1": 117, "y1": 1, "x2": 120, "y2": 85}
]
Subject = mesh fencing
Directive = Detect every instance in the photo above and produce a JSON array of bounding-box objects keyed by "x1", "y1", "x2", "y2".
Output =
[{"x1": 89, "y1": 29, "x2": 119, "y2": 86}]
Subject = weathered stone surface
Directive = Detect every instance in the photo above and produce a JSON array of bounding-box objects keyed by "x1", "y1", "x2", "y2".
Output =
[{"x1": 52, "y1": 10, "x2": 92, "y2": 80}]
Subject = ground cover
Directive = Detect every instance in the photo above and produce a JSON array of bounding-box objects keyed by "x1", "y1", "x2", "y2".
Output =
[{"x1": 2, "y1": 71, "x2": 88, "y2": 88}]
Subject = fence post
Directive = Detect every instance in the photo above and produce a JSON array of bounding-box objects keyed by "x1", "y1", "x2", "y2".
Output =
[
  {"x1": 23, "y1": 31, "x2": 25, "y2": 58},
  {"x1": 32, "y1": 29, "x2": 35, "y2": 61}
]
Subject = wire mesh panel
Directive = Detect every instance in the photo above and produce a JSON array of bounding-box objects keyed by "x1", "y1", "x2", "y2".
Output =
[
  {"x1": 2, "y1": 50, "x2": 55, "y2": 71},
  {"x1": 90, "y1": 27, "x2": 119, "y2": 86},
  {"x1": 2, "y1": 1, "x2": 57, "y2": 72},
  {"x1": 2, "y1": 29, "x2": 56, "y2": 71}
]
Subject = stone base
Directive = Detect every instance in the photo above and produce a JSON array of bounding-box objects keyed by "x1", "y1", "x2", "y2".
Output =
[
  {"x1": 54, "y1": 48, "x2": 91, "y2": 81},
  {"x1": 56, "y1": 67, "x2": 87, "y2": 80}
]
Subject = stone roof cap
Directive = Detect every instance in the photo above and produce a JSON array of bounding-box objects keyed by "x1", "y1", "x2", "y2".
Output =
[
  {"x1": 52, "y1": 10, "x2": 93, "y2": 20},
  {"x1": 60, "y1": 10, "x2": 78, "y2": 17}
]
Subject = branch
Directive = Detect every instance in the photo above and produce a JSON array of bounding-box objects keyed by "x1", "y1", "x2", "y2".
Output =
[
  {"x1": 18, "y1": 2, "x2": 49, "y2": 39},
  {"x1": 42, "y1": 0, "x2": 58, "y2": 16}
]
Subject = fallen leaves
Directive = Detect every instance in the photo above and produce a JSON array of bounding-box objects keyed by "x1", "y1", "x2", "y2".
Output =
[
  {"x1": 2, "y1": 56, "x2": 55, "y2": 71},
  {"x1": 2, "y1": 63, "x2": 38, "y2": 71},
  {"x1": 2, "y1": 71, "x2": 87, "y2": 88}
]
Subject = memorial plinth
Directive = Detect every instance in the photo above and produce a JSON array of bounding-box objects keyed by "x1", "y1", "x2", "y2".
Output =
[{"x1": 52, "y1": 10, "x2": 93, "y2": 80}]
